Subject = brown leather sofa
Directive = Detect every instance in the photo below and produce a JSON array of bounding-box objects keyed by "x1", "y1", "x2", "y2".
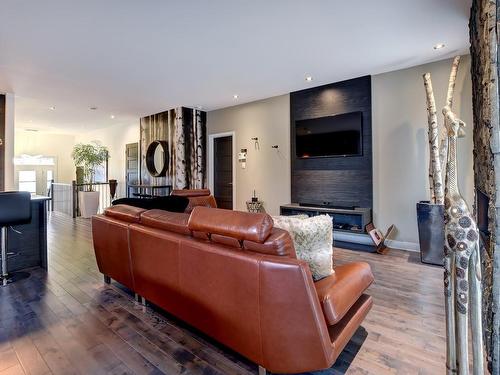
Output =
[{"x1": 92, "y1": 205, "x2": 374, "y2": 374}]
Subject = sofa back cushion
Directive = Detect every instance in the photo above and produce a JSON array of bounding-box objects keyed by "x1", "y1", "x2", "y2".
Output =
[
  {"x1": 188, "y1": 207, "x2": 273, "y2": 244},
  {"x1": 243, "y1": 228, "x2": 296, "y2": 257},
  {"x1": 171, "y1": 188, "x2": 218, "y2": 213},
  {"x1": 140, "y1": 209, "x2": 191, "y2": 235},
  {"x1": 171, "y1": 188, "x2": 211, "y2": 197},
  {"x1": 185, "y1": 195, "x2": 217, "y2": 214},
  {"x1": 104, "y1": 205, "x2": 146, "y2": 223}
]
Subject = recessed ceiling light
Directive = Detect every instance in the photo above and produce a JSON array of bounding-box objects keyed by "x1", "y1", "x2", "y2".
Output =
[
  {"x1": 233, "y1": 94, "x2": 239, "y2": 100},
  {"x1": 110, "y1": 115, "x2": 115, "y2": 119},
  {"x1": 433, "y1": 43, "x2": 445, "y2": 50},
  {"x1": 49, "y1": 106, "x2": 56, "y2": 110},
  {"x1": 90, "y1": 106, "x2": 98, "y2": 110},
  {"x1": 305, "y1": 75, "x2": 313, "y2": 82}
]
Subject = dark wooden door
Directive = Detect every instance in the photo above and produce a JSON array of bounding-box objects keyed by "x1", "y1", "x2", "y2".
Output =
[
  {"x1": 125, "y1": 143, "x2": 139, "y2": 197},
  {"x1": 213, "y1": 136, "x2": 233, "y2": 209},
  {"x1": 0, "y1": 94, "x2": 5, "y2": 191}
]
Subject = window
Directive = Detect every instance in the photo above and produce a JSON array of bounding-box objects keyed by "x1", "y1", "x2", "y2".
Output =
[{"x1": 18, "y1": 170, "x2": 36, "y2": 194}]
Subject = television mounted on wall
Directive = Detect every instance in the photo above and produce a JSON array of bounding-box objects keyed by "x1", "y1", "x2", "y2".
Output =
[{"x1": 295, "y1": 111, "x2": 363, "y2": 158}]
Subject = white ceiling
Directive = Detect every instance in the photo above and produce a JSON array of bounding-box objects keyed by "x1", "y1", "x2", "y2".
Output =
[{"x1": 0, "y1": 0, "x2": 471, "y2": 133}]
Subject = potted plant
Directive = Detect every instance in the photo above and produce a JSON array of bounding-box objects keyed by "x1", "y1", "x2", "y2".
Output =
[{"x1": 71, "y1": 141, "x2": 109, "y2": 218}]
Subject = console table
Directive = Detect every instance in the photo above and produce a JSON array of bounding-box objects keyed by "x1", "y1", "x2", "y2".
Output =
[
  {"x1": 127, "y1": 184, "x2": 172, "y2": 198},
  {"x1": 280, "y1": 204, "x2": 374, "y2": 251}
]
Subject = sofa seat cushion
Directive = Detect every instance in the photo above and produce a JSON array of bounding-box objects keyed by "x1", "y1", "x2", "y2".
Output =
[
  {"x1": 315, "y1": 262, "x2": 374, "y2": 325},
  {"x1": 104, "y1": 205, "x2": 147, "y2": 223},
  {"x1": 112, "y1": 196, "x2": 189, "y2": 213},
  {"x1": 140, "y1": 209, "x2": 191, "y2": 235},
  {"x1": 272, "y1": 215, "x2": 333, "y2": 280}
]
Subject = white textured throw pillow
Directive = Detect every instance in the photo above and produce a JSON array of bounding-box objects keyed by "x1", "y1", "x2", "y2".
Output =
[{"x1": 272, "y1": 215, "x2": 334, "y2": 280}]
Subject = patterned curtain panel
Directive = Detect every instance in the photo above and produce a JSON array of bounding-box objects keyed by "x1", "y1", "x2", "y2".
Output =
[{"x1": 140, "y1": 107, "x2": 206, "y2": 189}]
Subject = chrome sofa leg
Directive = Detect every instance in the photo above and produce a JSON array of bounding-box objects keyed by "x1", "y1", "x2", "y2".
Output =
[
  {"x1": 135, "y1": 293, "x2": 146, "y2": 306},
  {"x1": 103, "y1": 275, "x2": 111, "y2": 284},
  {"x1": 258, "y1": 365, "x2": 267, "y2": 375},
  {"x1": 1, "y1": 227, "x2": 8, "y2": 282}
]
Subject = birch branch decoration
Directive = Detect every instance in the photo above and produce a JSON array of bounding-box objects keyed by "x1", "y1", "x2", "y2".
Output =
[
  {"x1": 423, "y1": 73, "x2": 444, "y2": 204},
  {"x1": 422, "y1": 55, "x2": 461, "y2": 205}
]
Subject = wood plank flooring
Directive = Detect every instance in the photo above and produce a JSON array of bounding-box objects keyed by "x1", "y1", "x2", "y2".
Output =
[{"x1": 0, "y1": 212, "x2": 446, "y2": 374}]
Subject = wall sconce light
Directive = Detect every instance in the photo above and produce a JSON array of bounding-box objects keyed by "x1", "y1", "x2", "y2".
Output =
[{"x1": 251, "y1": 137, "x2": 260, "y2": 150}]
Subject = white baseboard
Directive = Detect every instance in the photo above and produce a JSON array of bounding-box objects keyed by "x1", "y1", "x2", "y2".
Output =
[
  {"x1": 333, "y1": 231, "x2": 372, "y2": 245},
  {"x1": 384, "y1": 239, "x2": 420, "y2": 252},
  {"x1": 334, "y1": 232, "x2": 421, "y2": 252}
]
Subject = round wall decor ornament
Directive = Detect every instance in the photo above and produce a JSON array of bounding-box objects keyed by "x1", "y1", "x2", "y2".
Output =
[{"x1": 146, "y1": 140, "x2": 169, "y2": 177}]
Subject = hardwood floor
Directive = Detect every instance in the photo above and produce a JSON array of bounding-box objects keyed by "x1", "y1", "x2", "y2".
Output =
[{"x1": 0, "y1": 212, "x2": 445, "y2": 374}]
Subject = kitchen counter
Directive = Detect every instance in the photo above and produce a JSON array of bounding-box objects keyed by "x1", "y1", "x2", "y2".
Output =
[{"x1": 1, "y1": 195, "x2": 51, "y2": 272}]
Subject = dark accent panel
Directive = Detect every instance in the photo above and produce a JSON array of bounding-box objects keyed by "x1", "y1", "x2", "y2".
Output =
[
  {"x1": 293, "y1": 170, "x2": 372, "y2": 208},
  {"x1": 290, "y1": 76, "x2": 372, "y2": 208},
  {"x1": 0, "y1": 94, "x2": 5, "y2": 191}
]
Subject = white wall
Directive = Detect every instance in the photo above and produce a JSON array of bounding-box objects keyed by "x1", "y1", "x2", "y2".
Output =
[
  {"x1": 207, "y1": 56, "x2": 474, "y2": 249},
  {"x1": 372, "y1": 55, "x2": 473, "y2": 248},
  {"x1": 4, "y1": 93, "x2": 15, "y2": 190},
  {"x1": 15, "y1": 130, "x2": 76, "y2": 183},
  {"x1": 207, "y1": 95, "x2": 291, "y2": 215},
  {"x1": 75, "y1": 122, "x2": 139, "y2": 198}
]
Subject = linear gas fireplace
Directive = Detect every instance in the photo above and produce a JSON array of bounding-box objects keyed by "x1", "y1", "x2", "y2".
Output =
[{"x1": 476, "y1": 188, "x2": 490, "y2": 249}]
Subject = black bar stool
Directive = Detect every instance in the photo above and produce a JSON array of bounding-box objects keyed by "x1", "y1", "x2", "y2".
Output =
[{"x1": 0, "y1": 191, "x2": 32, "y2": 286}]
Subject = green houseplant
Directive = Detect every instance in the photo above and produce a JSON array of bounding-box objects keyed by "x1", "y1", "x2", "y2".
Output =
[
  {"x1": 71, "y1": 142, "x2": 109, "y2": 218},
  {"x1": 71, "y1": 142, "x2": 109, "y2": 189}
]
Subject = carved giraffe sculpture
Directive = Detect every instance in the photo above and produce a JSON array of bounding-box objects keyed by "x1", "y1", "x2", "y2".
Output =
[{"x1": 443, "y1": 107, "x2": 484, "y2": 375}]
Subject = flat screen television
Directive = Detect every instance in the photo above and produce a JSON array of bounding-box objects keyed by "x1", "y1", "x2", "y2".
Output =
[{"x1": 295, "y1": 111, "x2": 363, "y2": 158}]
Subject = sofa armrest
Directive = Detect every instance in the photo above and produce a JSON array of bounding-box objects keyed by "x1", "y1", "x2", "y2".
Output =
[{"x1": 315, "y1": 262, "x2": 374, "y2": 325}]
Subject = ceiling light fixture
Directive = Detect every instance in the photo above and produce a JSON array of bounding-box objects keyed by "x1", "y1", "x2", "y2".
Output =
[
  {"x1": 49, "y1": 106, "x2": 56, "y2": 110},
  {"x1": 110, "y1": 115, "x2": 115, "y2": 119},
  {"x1": 433, "y1": 43, "x2": 445, "y2": 50},
  {"x1": 233, "y1": 94, "x2": 239, "y2": 99},
  {"x1": 305, "y1": 75, "x2": 313, "y2": 82}
]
